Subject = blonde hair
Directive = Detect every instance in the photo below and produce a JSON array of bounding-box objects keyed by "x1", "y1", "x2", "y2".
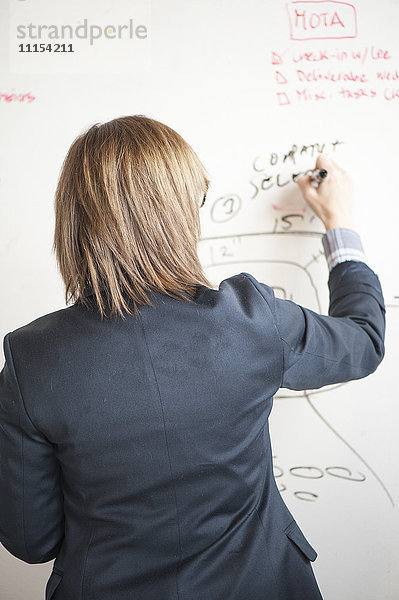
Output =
[{"x1": 53, "y1": 115, "x2": 212, "y2": 319}]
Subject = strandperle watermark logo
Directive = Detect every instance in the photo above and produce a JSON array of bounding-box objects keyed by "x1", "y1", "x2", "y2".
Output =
[
  {"x1": 16, "y1": 19, "x2": 148, "y2": 46},
  {"x1": 10, "y1": 0, "x2": 151, "y2": 75}
]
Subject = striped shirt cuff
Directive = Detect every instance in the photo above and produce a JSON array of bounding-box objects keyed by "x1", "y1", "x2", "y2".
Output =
[{"x1": 322, "y1": 228, "x2": 366, "y2": 271}]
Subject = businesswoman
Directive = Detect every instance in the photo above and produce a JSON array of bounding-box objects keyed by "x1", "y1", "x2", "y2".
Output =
[{"x1": 0, "y1": 116, "x2": 385, "y2": 600}]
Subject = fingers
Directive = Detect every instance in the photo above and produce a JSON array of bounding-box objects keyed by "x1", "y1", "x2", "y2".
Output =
[
  {"x1": 292, "y1": 154, "x2": 354, "y2": 230},
  {"x1": 294, "y1": 173, "x2": 318, "y2": 202},
  {"x1": 315, "y1": 153, "x2": 331, "y2": 171},
  {"x1": 294, "y1": 154, "x2": 336, "y2": 185},
  {"x1": 294, "y1": 154, "x2": 345, "y2": 196}
]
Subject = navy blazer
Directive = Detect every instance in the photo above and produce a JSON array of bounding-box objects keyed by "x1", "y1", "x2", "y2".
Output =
[{"x1": 0, "y1": 261, "x2": 385, "y2": 600}]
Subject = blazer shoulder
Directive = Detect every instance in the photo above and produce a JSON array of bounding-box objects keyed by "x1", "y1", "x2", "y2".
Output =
[
  {"x1": 238, "y1": 271, "x2": 275, "y2": 299},
  {"x1": 218, "y1": 272, "x2": 274, "y2": 295},
  {"x1": 212, "y1": 271, "x2": 277, "y2": 318},
  {"x1": 6, "y1": 304, "x2": 81, "y2": 350}
]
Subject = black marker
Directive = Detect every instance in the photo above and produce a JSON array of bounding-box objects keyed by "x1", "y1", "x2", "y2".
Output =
[{"x1": 309, "y1": 169, "x2": 328, "y2": 188}]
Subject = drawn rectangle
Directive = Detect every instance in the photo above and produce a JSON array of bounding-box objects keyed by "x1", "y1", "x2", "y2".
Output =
[{"x1": 286, "y1": 1, "x2": 357, "y2": 40}]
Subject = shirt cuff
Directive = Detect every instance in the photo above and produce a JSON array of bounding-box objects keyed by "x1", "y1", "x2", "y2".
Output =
[{"x1": 322, "y1": 228, "x2": 366, "y2": 271}]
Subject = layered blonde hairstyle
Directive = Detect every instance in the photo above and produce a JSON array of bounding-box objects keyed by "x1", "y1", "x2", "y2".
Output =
[{"x1": 53, "y1": 115, "x2": 212, "y2": 319}]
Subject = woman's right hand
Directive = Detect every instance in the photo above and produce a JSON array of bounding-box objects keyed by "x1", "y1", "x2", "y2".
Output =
[{"x1": 294, "y1": 154, "x2": 356, "y2": 231}]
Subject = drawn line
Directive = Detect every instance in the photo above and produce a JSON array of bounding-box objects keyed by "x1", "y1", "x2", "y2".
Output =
[
  {"x1": 304, "y1": 249, "x2": 324, "y2": 269},
  {"x1": 200, "y1": 230, "x2": 324, "y2": 242},
  {"x1": 304, "y1": 392, "x2": 395, "y2": 508}
]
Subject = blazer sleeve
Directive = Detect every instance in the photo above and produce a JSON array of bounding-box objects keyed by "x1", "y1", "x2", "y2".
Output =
[
  {"x1": 244, "y1": 260, "x2": 386, "y2": 391},
  {"x1": 0, "y1": 332, "x2": 65, "y2": 563}
]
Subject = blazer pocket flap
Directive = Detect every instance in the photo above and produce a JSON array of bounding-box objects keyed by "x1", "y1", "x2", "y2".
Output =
[
  {"x1": 45, "y1": 569, "x2": 63, "y2": 600},
  {"x1": 284, "y1": 521, "x2": 318, "y2": 562}
]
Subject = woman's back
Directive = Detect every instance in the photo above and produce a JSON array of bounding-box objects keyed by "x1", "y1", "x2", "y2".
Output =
[{"x1": 1, "y1": 263, "x2": 384, "y2": 599}]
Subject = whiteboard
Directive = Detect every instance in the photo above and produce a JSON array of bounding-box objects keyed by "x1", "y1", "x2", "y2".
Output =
[{"x1": 1, "y1": 0, "x2": 398, "y2": 598}]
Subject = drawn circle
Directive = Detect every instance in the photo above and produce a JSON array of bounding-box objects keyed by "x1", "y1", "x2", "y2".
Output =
[
  {"x1": 289, "y1": 466, "x2": 324, "y2": 479},
  {"x1": 210, "y1": 194, "x2": 242, "y2": 223},
  {"x1": 325, "y1": 466, "x2": 366, "y2": 482},
  {"x1": 294, "y1": 491, "x2": 318, "y2": 502},
  {"x1": 273, "y1": 464, "x2": 284, "y2": 478}
]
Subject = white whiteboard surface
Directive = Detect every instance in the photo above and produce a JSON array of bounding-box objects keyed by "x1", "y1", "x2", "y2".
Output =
[{"x1": 1, "y1": 1, "x2": 398, "y2": 598}]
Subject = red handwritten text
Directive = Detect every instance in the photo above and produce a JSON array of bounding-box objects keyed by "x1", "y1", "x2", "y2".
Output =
[
  {"x1": 297, "y1": 69, "x2": 368, "y2": 83},
  {"x1": 286, "y1": 1, "x2": 357, "y2": 40},
  {"x1": 0, "y1": 91, "x2": 36, "y2": 103}
]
